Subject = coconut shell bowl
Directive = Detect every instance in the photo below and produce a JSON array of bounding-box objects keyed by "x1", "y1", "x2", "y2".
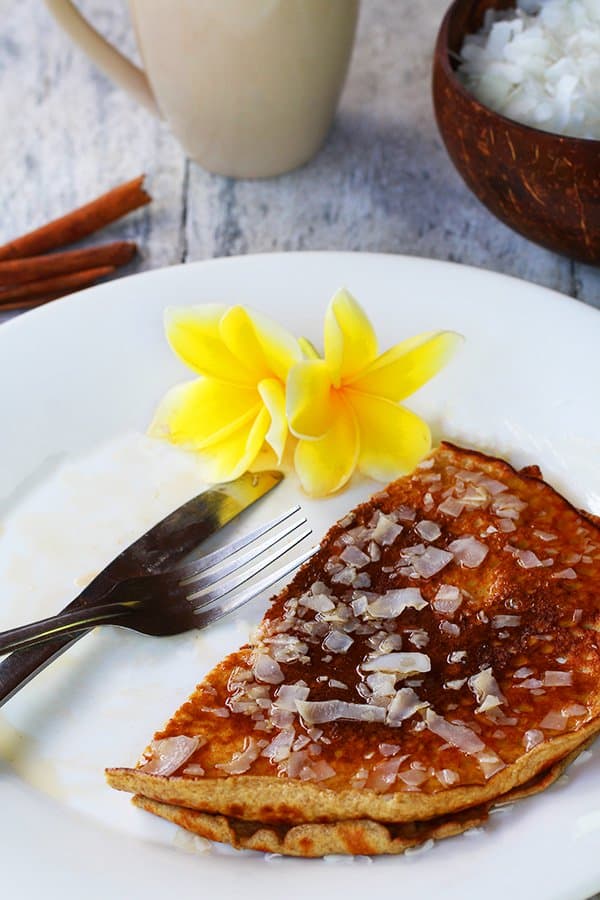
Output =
[{"x1": 432, "y1": 0, "x2": 600, "y2": 264}]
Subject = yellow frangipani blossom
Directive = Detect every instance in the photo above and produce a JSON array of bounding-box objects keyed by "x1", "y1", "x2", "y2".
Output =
[
  {"x1": 286, "y1": 290, "x2": 463, "y2": 496},
  {"x1": 150, "y1": 304, "x2": 302, "y2": 482}
]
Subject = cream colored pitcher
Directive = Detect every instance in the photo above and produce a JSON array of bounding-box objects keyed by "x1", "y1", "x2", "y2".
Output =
[{"x1": 44, "y1": 0, "x2": 360, "y2": 178}]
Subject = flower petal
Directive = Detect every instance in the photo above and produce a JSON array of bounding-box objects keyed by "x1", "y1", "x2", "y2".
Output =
[
  {"x1": 258, "y1": 377, "x2": 288, "y2": 463},
  {"x1": 298, "y1": 337, "x2": 321, "y2": 360},
  {"x1": 149, "y1": 378, "x2": 260, "y2": 451},
  {"x1": 286, "y1": 359, "x2": 333, "y2": 439},
  {"x1": 219, "y1": 306, "x2": 301, "y2": 383},
  {"x1": 345, "y1": 390, "x2": 431, "y2": 482},
  {"x1": 194, "y1": 408, "x2": 271, "y2": 483},
  {"x1": 348, "y1": 331, "x2": 463, "y2": 402},
  {"x1": 294, "y1": 393, "x2": 359, "y2": 496},
  {"x1": 324, "y1": 289, "x2": 378, "y2": 386},
  {"x1": 165, "y1": 306, "x2": 254, "y2": 385}
]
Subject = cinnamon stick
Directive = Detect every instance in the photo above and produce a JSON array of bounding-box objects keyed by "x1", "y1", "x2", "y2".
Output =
[
  {"x1": 0, "y1": 241, "x2": 136, "y2": 287},
  {"x1": 0, "y1": 266, "x2": 115, "y2": 304},
  {"x1": 0, "y1": 176, "x2": 151, "y2": 262}
]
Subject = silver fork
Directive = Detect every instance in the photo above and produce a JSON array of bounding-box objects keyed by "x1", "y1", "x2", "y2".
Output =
[{"x1": 0, "y1": 506, "x2": 317, "y2": 655}]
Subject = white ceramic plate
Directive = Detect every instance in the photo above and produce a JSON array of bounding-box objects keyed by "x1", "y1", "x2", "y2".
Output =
[{"x1": 1, "y1": 253, "x2": 599, "y2": 900}]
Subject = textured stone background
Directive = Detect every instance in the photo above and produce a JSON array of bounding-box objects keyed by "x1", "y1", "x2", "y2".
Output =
[{"x1": 0, "y1": 0, "x2": 599, "y2": 322}]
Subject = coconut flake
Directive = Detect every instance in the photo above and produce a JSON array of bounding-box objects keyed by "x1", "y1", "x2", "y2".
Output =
[
  {"x1": 479, "y1": 476, "x2": 508, "y2": 495},
  {"x1": 311, "y1": 580, "x2": 331, "y2": 595},
  {"x1": 285, "y1": 750, "x2": 311, "y2": 778},
  {"x1": 408, "y1": 629, "x2": 430, "y2": 649},
  {"x1": 372, "y1": 514, "x2": 404, "y2": 546},
  {"x1": 460, "y1": 483, "x2": 490, "y2": 507},
  {"x1": 368, "y1": 541, "x2": 381, "y2": 562},
  {"x1": 498, "y1": 519, "x2": 516, "y2": 533},
  {"x1": 340, "y1": 545, "x2": 371, "y2": 568},
  {"x1": 514, "y1": 549, "x2": 544, "y2": 569},
  {"x1": 367, "y1": 757, "x2": 403, "y2": 793},
  {"x1": 437, "y1": 497, "x2": 466, "y2": 518},
  {"x1": 539, "y1": 710, "x2": 567, "y2": 731},
  {"x1": 433, "y1": 584, "x2": 463, "y2": 614},
  {"x1": 435, "y1": 583, "x2": 461, "y2": 600},
  {"x1": 412, "y1": 546, "x2": 454, "y2": 578},
  {"x1": 523, "y1": 729, "x2": 544, "y2": 751},
  {"x1": 254, "y1": 653, "x2": 284, "y2": 685},
  {"x1": 182, "y1": 764, "x2": 205, "y2": 776},
  {"x1": 552, "y1": 567, "x2": 577, "y2": 580},
  {"x1": 398, "y1": 768, "x2": 428, "y2": 787},
  {"x1": 331, "y1": 565, "x2": 358, "y2": 586},
  {"x1": 516, "y1": 678, "x2": 543, "y2": 689},
  {"x1": 492, "y1": 494, "x2": 527, "y2": 519},
  {"x1": 323, "y1": 630, "x2": 354, "y2": 653},
  {"x1": 379, "y1": 743, "x2": 401, "y2": 756},
  {"x1": 425, "y1": 709, "x2": 485, "y2": 754},
  {"x1": 475, "y1": 749, "x2": 506, "y2": 779},
  {"x1": 295, "y1": 699, "x2": 386, "y2": 725},
  {"x1": 393, "y1": 504, "x2": 416, "y2": 523},
  {"x1": 353, "y1": 572, "x2": 371, "y2": 589},
  {"x1": 363, "y1": 652, "x2": 431, "y2": 676},
  {"x1": 436, "y1": 768, "x2": 459, "y2": 786},
  {"x1": 387, "y1": 687, "x2": 429, "y2": 724},
  {"x1": 378, "y1": 633, "x2": 404, "y2": 653},
  {"x1": 513, "y1": 667, "x2": 534, "y2": 679},
  {"x1": 274, "y1": 683, "x2": 310, "y2": 711},
  {"x1": 416, "y1": 520, "x2": 442, "y2": 542},
  {"x1": 141, "y1": 735, "x2": 202, "y2": 777},
  {"x1": 216, "y1": 738, "x2": 262, "y2": 774},
  {"x1": 544, "y1": 670, "x2": 573, "y2": 686},
  {"x1": 448, "y1": 536, "x2": 488, "y2": 568},
  {"x1": 299, "y1": 593, "x2": 335, "y2": 613},
  {"x1": 492, "y1": 615, "x2": 521, "y2": 628},
  {"x1": 468, "y1": 667, "x2": 506, "y2": 713},
  {"x1": 262, "y1": 729, "x2": 295, "y2": 763},
  {"x1": 367, "y1": 588, "x2": 427, "y2": 618},
  {"x1": 366, "y1": 672, "x2": 397, "y2": 696},
  {"x1": 348, "y1": 600, "x2": 367, "y2": 624}
]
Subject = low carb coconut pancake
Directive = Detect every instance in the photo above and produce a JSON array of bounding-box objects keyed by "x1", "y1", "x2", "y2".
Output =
[{"x1": 107, "y1": 444, "x2": 600, "y2": 853}]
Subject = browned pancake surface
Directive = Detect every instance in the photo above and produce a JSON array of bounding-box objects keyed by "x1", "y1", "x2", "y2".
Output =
[{"x1": 107, "y1": 444, "x2": 600, "y2": 828}]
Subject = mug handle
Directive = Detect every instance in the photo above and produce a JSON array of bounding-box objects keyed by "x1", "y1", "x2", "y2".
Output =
[{"x1": 43, "y1": 0, "x2": 160, "y2": 116}]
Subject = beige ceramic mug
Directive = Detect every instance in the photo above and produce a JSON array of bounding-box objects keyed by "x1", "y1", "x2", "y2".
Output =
[{"x1": 44, "y1": 0, "x2": 360, "y2": 178}]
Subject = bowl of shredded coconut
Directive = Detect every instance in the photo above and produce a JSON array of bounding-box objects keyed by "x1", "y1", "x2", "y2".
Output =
[{"x1": 432, "y1": 0, "x2": 600, "y2": 263}]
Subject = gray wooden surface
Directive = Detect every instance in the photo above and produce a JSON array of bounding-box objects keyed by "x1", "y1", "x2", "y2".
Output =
[{"x1": 0, "y1": 0, "x2": 599, "y2": 324}]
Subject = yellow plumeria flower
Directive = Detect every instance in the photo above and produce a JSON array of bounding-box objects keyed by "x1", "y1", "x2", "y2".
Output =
[
  {"x1": 286, "y1": 289, "x2": 463, "y2": 496},
  {"x1": 150, "y1": 305, "x2": 302, "y2": 482}
]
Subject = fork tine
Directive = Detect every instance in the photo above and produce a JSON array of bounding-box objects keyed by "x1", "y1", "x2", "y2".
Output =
[
  {"x1": 191, "y1": 544, "x2": 319, "y2": 629},
  {"x1": 177, "y1": 505, "x2": 302, "y2": 576},
  {"x1": 178, "y1": 513, "x2": 308, "y2": 590},
  {"x1": 186, "y1": 526, "x2": 313, "y2": 604}
]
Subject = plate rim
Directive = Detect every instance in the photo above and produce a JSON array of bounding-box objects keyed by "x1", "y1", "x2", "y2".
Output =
[{"x1": 1, "y1": 250, "x2": 598, "y2": 900}]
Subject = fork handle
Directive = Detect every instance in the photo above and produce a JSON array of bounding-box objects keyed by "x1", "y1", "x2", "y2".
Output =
[{"x1": 0, "y1": 601, "x2": 141, "y2": 656}]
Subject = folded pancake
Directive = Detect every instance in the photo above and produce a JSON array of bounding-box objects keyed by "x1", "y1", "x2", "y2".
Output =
[
  {"x1": 107, "y1": 443, "x2": 600, "y2": 851},
  {"x1": 132, "y1": 740, "x2": 590, "y2": 857}
]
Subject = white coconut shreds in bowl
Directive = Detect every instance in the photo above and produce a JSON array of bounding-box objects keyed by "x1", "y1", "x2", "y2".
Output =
[{"x1": 457, "y1": 0, "x2": 600, "y2": 139}]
